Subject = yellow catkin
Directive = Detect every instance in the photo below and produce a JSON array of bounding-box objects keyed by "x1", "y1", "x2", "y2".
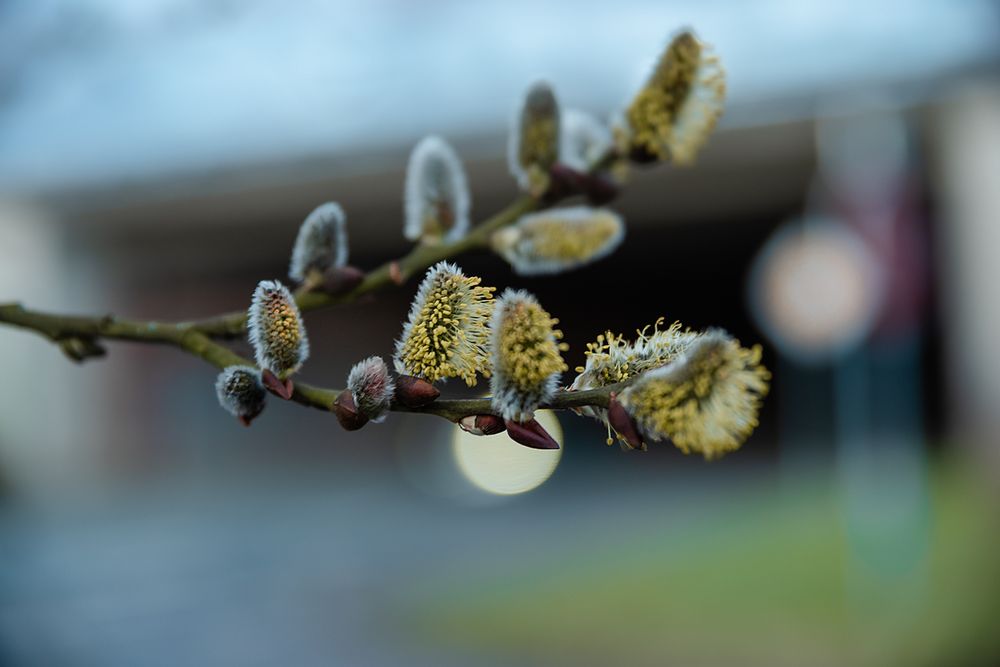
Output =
[
  {"x1": 620, "y1": 330, "x2": 770, "y2": 460},
  {"x1": 496, "y1": 303, "x2": 566, "y2": 392},
  {"x1": 511, "y1": 82, "x2": 560, "y2": 195},
  {"x1": 262, "y1": 301, "x2": 301, "y2": 368},
  {"x1": 626, "y1": 31, "x2": 725, "y2": 164},
  {"x1": 529, "y1": 216, "x2": 618, "y2": 260},
  {"x1": 249, "y1": 280, "x2": 309, "y2": 377},
  {"x1": 520, "y1": 117, "x2": 559, "y2": 172},
  {"x1": 490, "y1": 290, "x2": 568, "y2": 422},
  {"x1": 394, "y1": 262, "x2": 494, "y2": 386},
  {"x1": 571, "y1": 318, "x2": 697, "y2": 390},
  {"x1": 492, "y1": 207, "x2": 625, "y2": 275}
]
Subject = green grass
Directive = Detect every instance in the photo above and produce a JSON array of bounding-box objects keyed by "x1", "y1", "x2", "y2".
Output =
[{"x1": 399, "y1": 461, "x2": 1000, "y2": 666}]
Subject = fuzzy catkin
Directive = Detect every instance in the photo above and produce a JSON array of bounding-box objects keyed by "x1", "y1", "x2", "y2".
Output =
[
  {"x1": 248, "y1": 280, "x2": 309, "y2": 377},
  {"x1": 489, "y1": 289, "x2": 568, "y2": 422},
  {"x1": 404, "y1": 136, "x2": 471, "y2": 244}
]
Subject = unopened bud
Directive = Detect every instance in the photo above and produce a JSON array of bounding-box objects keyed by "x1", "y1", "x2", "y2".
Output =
[
  {"x1": 394, "y1": 374, "x2": 441, "y2": 408},
  {"x1": 346, "y1": 356, "x2": 394, "y2": 422},
  {"x1": 318, "y1": 265, "x2": 365, "y2": 295},
  {"x1": 261, "y1": 368, "x2": 294, "y2": 400},
  {"x1": 608, "y1": 393, "x2": 645, "y2": 451},
  {"x1": 504, "y1": 418, "x2": 560, "y2": 450},
  {"x1": 545, "y1": 165, "x2": 620, "y2": 206},
  {"x1": 458, "y1": 414, "x2": 507, "y2": 436},
  {"x1": 289, "y1": 202, "x2": 348, "y2": 284},
  {"x1": 215, "y1": 365, "x2": 267, "y2": 426},
  {"x1": 333, "y1": 390, "x2": 369, "y2": 431},
  {"x1": 546, "y1": 163, "x2": 586, "y2": 200}
]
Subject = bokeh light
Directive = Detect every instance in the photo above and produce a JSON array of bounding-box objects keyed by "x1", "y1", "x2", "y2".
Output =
[
  {"x1": 748, "y1": 218, "x2": 884, "y2": 363},
  {"x1": 452, "y1": 411, "x2": 563, "y2": 496}
]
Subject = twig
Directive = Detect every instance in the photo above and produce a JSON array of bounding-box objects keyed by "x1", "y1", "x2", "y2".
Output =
[
  {"x1": 189, "y1": 195, "x2": 539, "y2": 338},
  {"x1": 0, "y1": 302, "x2": 619, "y2": 422},
  {"x1": 0, "y1": 154, "x2": 619, "y2": 426}
]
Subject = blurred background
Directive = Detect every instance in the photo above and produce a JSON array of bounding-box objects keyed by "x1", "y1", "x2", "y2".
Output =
[{"x1": 2, "y1": 1, "x2": 1000, "y2": 665}]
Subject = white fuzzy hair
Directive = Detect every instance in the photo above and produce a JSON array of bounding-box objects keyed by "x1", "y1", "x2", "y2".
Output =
[
  {"x1": 404, "y1": 136, "x2": 470, "y2": 244},
  {"x1": 289, "y1": 202, "x2": 348, "y2": 282}
]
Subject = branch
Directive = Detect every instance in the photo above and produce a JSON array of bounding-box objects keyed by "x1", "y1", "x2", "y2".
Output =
[
  {"x1": 0, "y1": 178, "x2": 617, "y2": 431},
  {"x1": 0, "y1": 31, "x2": 759, "y2": 457},
  {"x1": 0, "y1": 302, "x2": 618, "y2": 423},
  {"x1": 189, "y1": 195, "x2": 540, "y2": 338}
]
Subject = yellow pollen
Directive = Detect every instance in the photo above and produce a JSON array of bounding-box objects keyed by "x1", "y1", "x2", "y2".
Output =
[
  {"x1": 495, "y1": 300, "x2": 567, "y2": 393},
  {"x1": 260, "y1": 292, "x2": 303, "y2": 373},
  {"x1": 528, "y1": 214, "x2": 620, "y2": 261},
  {"x1": 626, "y1": 31, "x2": 725, "y2": 164},
  {"x1": 397, "y1": 268, "x2": 494, "y2": 385},
  {"x1": 621, "y1": 334, "x2": 770, "y2": 460}
]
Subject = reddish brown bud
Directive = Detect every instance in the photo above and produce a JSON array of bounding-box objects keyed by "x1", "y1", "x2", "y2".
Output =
[
  {"x1": 547, "y1": 163, "x2": 585, "y2": 199},
  {"x1": 319, "y1": 265, "x2": 365, "y2": 295},
  {"x1": 333, "y1": 391, "x2": 369, "y2": 431},
  {"x1": 458, "y1": 414, "x2": 507, "y2": 436},
  {"x1": 505, "y1": 418, "x2": 560, "y2": 450},
  {"x1": 394, "y1": 374, "x2": 440, "y2": 408},
  {"x1": 475, "y1": 414, "x2": 507, "y2": 435},
  {"x1": 261, "y1": 368, "x2": 294, "y2": 400},
  {"x1": 543, "y1": 163, "x2": 619, "y2": 205},
  {"x1": 608, "y1": 393, "x2": 645, "y2": 451}
]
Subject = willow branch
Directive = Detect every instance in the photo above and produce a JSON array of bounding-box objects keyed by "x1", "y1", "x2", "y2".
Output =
[
  {"x1": 0, "y1": 152, "x2": 619, "y2": 425},
  {"x1": 189, "y1": 194, "x2": 540, "y2": 339},
  {"x1": 0, "y1": 302, "x2": 618, "y2": 422}
]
